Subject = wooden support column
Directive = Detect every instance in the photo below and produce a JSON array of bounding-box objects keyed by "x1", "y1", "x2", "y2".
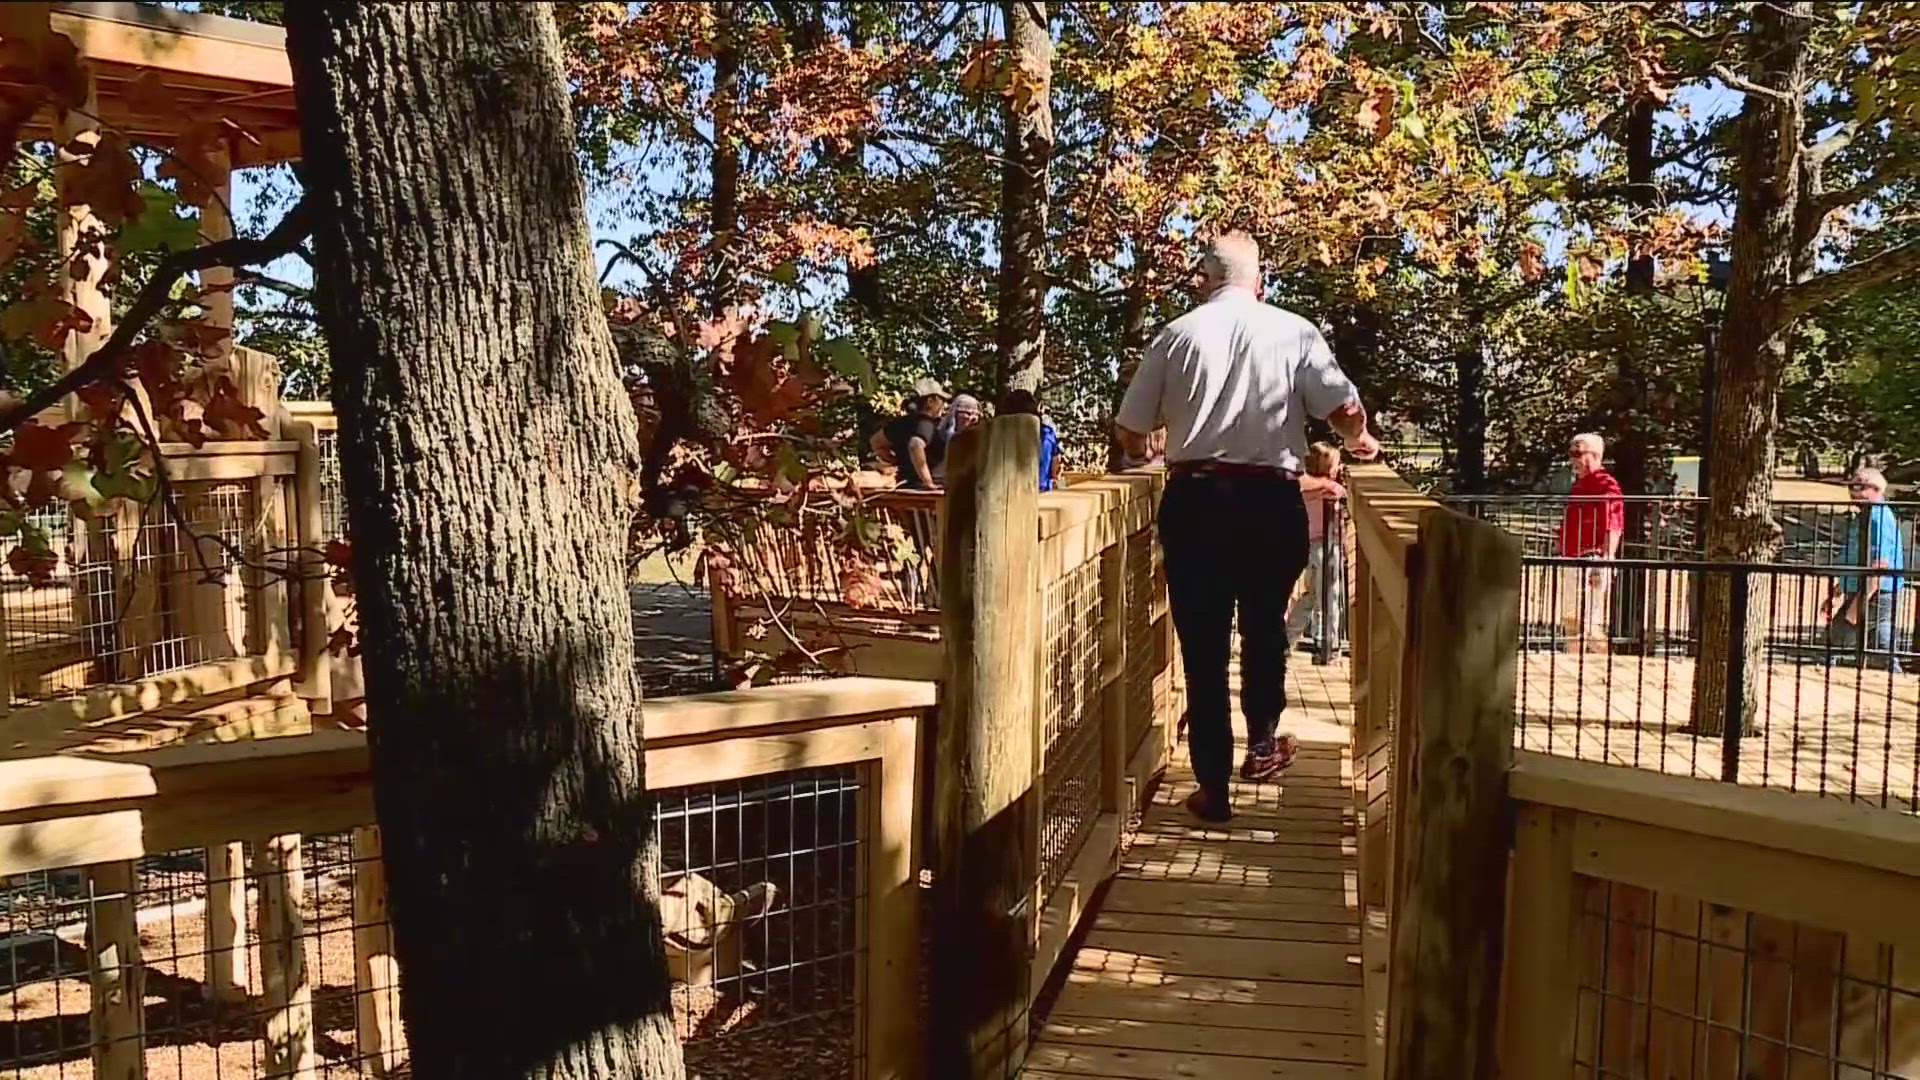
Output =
[
  {"x1": 288, "y1": 420, "x2": 332, "y2": 713},
  {"x1": 1383, "y1": 509, "x2": 1521, "y2": 1080},
  {"x1": 255, "y1": 832, "x2": 317, "y2": 1080},
  {"x1": 87, "y1": 859, "x2": 145, "y2": 1079},
  {"x1": 861, "y1": 720, "x2": 923, "y2": 1079},
  {"x1": 205, "y1": 841, "x2": 250, "y2": 1004},
  {"x1": 1098, "y1": 527, "x2": 1127, "y2": 813},
  {"x1": 1500, "y1": 805, "x2": 1580, "y2": 1077},
  {"x1": 352, "y1": 827, "x2": 405, "y2": 1076},
  {"x1": 931, "y1": 415, "x2": 1040, "y2": 1080}
]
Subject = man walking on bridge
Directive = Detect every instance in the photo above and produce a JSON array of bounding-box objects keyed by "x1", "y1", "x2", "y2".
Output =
[{"x1": 1115, "y1": 233, "x2": 1378, "y2": 823}]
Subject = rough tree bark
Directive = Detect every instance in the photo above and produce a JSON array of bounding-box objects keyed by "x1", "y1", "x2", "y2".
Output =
[
  {"x1": 710, "y1": 0, "x2": 742, "y2": 313},
  {"x1": 1609, "y1": 94, "x2": 1658, "y2": 653},
  {"x1": 1106, "y1": 256, "x2": 1149, "y2": 470},
  {"x1": 285, "y1": 6, "x2": 684, "y2": 1076},
  {"x1": 994, "y1": 0, "x2": 1052, "y2": 407},
  {"x1": 1690, "y1": 2, "x2": 1810, "y2": 737}
]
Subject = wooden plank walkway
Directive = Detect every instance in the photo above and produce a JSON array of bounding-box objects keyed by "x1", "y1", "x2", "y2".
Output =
[{"x1": 1023, "y1": 660, "x2": 1363, "y2": 1079}]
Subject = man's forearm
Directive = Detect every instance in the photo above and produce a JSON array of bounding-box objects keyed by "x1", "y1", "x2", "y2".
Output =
[
  {"x1": 1604, "y1": 529, "x2": 1622, "y2": 559},
  {"x1": 1116, "y1": 423, "x2": 1149, "y2": 460},
  {"x1": 909, "y1": 441, "x2": 934, "y2": 486}
]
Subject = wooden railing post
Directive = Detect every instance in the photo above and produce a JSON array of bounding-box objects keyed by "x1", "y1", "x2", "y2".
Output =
[
  {"x1": 1384, "y1": 509, "x2": 1521, "y2": 1080},
  {"x1": 352, "y1": 826, "x2": 406, "y2": 1076},
  {"x1": 930, "y1": 416, "x2": 1040, "y2": 1080},
  {"x1": 1099, "y1": 529, "x2": 1127, "y2": 813},
  {"x1": 288, "y1": 419, "x2": 332, "y2": 714},
  {"x1": 206, "y1": 841, "x2": 250, "y2": 1004},
  {"x1": 87, "y1": 859, "x2": 144, "y2": 1079},
  {"x1": 1500, "y1": 805, "x2": 1579, "y2": 1076},
  {"x1": 256, "y1": 832, "x2": 318, "y2": 1080}
]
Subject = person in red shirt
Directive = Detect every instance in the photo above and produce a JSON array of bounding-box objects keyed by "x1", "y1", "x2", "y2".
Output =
[{"x1": 1557, "y1": 432, "x2": 1625, "y2": 654}]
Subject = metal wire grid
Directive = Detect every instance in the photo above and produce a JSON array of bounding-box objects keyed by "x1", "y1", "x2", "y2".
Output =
[
  {"x1": 1039, "y1": 558, "x2": 1104, "y2": 899},
  {"x1": 0, "y1": 833, "x2": 400, "y2": 1078},
  {"x1": 1573, "y1": 878, "x2": 1920, "y2": 1078},
  {"x1": 1123, "y1": 529, "x2": 1155, "y2": 752},
  {"x1": 315, "y1": 429, "x2": 345, "y2": 542},
  {"x1": 1, "y1": 484, "x2": 257, "y2": 704},
  {"x1": 724, "y1": 499, "x2": 941, "y2": 617},
  {"x1": 1514, "y1": 560, "x2": 1920, "y2": 809},
  {"x1": 658, "y1": 765, "x2": 866, "y2": 1080}
]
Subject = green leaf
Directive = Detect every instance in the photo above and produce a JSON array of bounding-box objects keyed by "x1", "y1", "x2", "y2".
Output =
[
  {"x1": 766, "y1": 320, "x2": 801, "y2": 360},
  {"x1": 18, "y1": 520, "x2": 53, "y2": 559},
  {"x1": 119, "y1": 183, "x2": 200, "y2": 255},
  {"x1": 93, "y1": 466, "x2": 156, "y2": 504},
  {"x1": 59, "y1": 460, "x2": 104, "y2": 510},
  {"x1": 774, "y1": 443, "x2": 807, "y2": 487},
  {"x1": 818, "y1": 337, "x2": 877, "y2": 396},
  {"x1": 1399, "y1": 115, "x2": 1427, "y2": 142},
  {"x1": 0, "y1": 510, "x2": 23, "y2": 539},
  {"x1": 1564, "y1": 259, "x2": 1582, "y2": 307},
  {"x1": 763, "y1": 260, "x2": 800, "y2": 287}
]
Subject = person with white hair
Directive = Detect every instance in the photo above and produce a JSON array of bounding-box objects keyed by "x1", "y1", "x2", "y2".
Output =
[
  {"x1": 930, "y1": 393, "x2": 982, "y2": 486},
  {"x1": 1822, "y1": 466, "x2": 1906, "y2": 672},
  {"x1": 1114, "y1": 231, "x2": 1379, "y2": 823},
  {"x1": 1557, "y1": 432, "x2": 1625, "y2": 654}
]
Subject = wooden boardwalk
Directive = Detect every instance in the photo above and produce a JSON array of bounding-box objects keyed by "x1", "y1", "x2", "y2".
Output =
[{"x1": 1023, "y1": 661, "x2": 1364, "y2": 1079}]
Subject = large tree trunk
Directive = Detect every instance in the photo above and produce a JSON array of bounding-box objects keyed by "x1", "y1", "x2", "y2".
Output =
[
  {"x1": 710, "y1": 0, "x2": 742, "y2": 312},
  {"x1": 1106, "y1": 255, "x2": 1149, "y2": 470},
  {"x1": 1690, "y1": 2, "x2": 1810, "y2": 738},
  {"x1": 1453, "y1": 334, "x2": 1487, "y2": 495},
  {"x1": 1609, "y1": 95, "x2": 1658, "y2": 652},
  {"x1": 286, "y1": 6, "x2": 684, "y2": 1076},
  {"x1": 994, "y1": 0, "x2": 1052, "y2": 407}
]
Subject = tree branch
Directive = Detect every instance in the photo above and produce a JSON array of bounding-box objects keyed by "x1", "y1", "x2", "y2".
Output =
[
  {"x1": 1781, "y1": 235, "x2": 1920, "y2": 318},
  {"x1": 1712, "y1": 63, "x2": 1796, "y2": 104},
  {"x1": 0, "y1": 197, "x2": 316, "y2": 439}
]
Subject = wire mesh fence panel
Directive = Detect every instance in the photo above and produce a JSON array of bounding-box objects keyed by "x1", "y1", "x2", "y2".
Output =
[
  {"x1": 1514, "y1": 558, "x2": 1920, "y2": 808},
  {"x1": 315, "y1": 429, "x2": 345, "y2": 543},
  {"x1": 0, "y1": 834, "x2": 401, "y2": 1079},
  {"x1": 658, "y1": 765, "x2": 865, "y2": 1080},
  {"x1": 1573, "y1": 878, "x2": 1920, "y2": 1079},
  {"x1": 1040, "y1": 558, "x2": 1103, "y2": 897},
  {"x1": 3, "y1": 483, "x2": 259, "y2": 704},
  {"x1": 1123, "y1": 529, "x2": 1155, "y2": 753},
  {"x1": 722, "y1": 496, "x2": 942, "y2": 617}
]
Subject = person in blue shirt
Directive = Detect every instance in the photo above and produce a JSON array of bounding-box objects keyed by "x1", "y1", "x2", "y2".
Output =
[
  {"x1": 1038, "y1": 414, "x2": 1063, "y2": 492},
  {"x1": 1822, "y1": 467, "x2": 1906, "y2": 673}
]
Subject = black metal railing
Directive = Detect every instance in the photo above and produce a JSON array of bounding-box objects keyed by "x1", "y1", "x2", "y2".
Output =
[{"x1": 1515, "y1": 553, "x2": 1917, "y2": 808}]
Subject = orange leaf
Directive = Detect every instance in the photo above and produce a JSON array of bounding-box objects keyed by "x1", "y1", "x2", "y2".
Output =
[
  {"x1": 1519, "y1": 242, "x2": 1545, "y2": 283},
  {"x1": 61, "y1": 132, "x2": 145, "y2": 227},
  {"x1": 1355, "y1": 85, "x2": 1394, "y2": 142},
  {"x1": 6, "y1": 544, "x2": 56, "y2": 582},
  {"x1": 202, "y1": 380, "x2": 267, "y2": 439},
  {"x1": 324, "y1": 537, "x2": 353, "y2": 567}
]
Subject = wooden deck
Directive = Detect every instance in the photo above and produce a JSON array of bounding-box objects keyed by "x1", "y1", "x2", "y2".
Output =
[
  {"x1": 1024, "y1": 660, "x2": 1364, "y2": 1079},
  {"x1": 1516, "y1": 650, "x2": 1920, "y2": 806}
]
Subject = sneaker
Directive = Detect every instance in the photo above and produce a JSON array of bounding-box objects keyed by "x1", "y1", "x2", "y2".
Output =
[
  {"x1": 1185, "y1": 788, "x2": 1232, "y2": 823},
  {"x1": 1240, "y1": 735, "x2": 1299, "y2": 782}
]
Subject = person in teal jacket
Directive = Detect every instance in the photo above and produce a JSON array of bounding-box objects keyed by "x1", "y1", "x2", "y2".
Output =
[{"x1": 1823, "y1": 466, "x2": 1907, "y2": 673}]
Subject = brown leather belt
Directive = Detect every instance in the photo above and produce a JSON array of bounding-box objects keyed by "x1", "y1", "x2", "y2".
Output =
[{"x1": 1169, "y1": 460, "x2": 1300, "y2": 481}]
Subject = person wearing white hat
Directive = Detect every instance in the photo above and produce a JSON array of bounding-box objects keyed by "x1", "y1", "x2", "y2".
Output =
[{"x1": 869, "y1": 378, "x2": 950, "y2": 490}]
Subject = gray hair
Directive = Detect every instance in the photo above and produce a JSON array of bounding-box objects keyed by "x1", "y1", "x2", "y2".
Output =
[
  {"x1": 1571, "y1": 432, "x2": 1605, "y2": 456},
  {"x1": 1855, "y1": 466, "x2": 1889, "y2": 492},
  {"x1": 1202, "y1": 232, "x2": 1261, "y2": 288}
]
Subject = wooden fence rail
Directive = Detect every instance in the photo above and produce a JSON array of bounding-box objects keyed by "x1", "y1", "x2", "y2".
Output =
[
  {"x1": 1349, "y1": 463, "x2": 1920, "y2": 1080},
  {"x1": 0, "y1": 679, "x2": 930, "y2": 1079}
]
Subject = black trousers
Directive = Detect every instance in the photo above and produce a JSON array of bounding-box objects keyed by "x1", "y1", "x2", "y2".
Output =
[{"x1": 1159, "y1": 471, "x2": 1311, "y2": 794}]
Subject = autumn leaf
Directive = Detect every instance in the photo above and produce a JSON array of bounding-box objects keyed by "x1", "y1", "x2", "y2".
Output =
[
  {"x1": 324, "y1": 537, "x2": 353, "y2": 568},
  {"x1": 1576, "y1": 250, "x2": 1604, "y2": 283},
  {"x1": 201, "y1": 382, "x2": 267, "y2": 440},
  {"x1": 0, "y1": 212, "x2": 23, "y2": 265},
  {"x1": 158, "y1": 122, "x2": 228, "y2": 207},
  {"x1": 122, "y1": 68, "x2": 175, "y2": 116},
  {"x1": 9, "y1": 418, "x2": 84, "y2": 471},
  {"x1": 62, "y1": 132, "x2": 146, "y2": 227},
  {"x1": 1007, "y1": 56, "x2": 1049, "y2": 117},
  {"x1": 0, "y1": 296, "x2": 92, "y2": 351},
  {"x1": 839, "y1": 560, "x2": 886, "y2": 609},
  {"x1": 958, "y1": 44, "x2": 997, "y2": 94},
  {"x1": 1355, "y1": 84, "x2": 1394, "y2": 141},
  {"x1": 1519, "y1": 242, "x2": 1545, "y2": 283},
  {"x1": 6, "y1": 543, "x2": 57, "y2": 582}
]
